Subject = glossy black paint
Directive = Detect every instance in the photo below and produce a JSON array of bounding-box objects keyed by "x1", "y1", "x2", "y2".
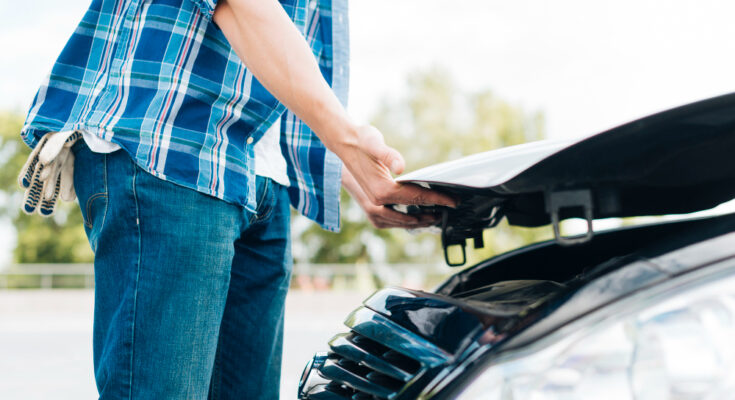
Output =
[
  {"x1": 363, "y1": 289, "x2": 488, "y2": 355},
  {"x1": 329, "y1": 333, "x2": 414, "y2": 382},
  {"x1": 426, "y1": 216, "x2": 735, "y2": 399},
  {"x1": 298, "y1": 277, "x2": 571, "y2": 398},
  {"x1": 299, "y1": 214, "x2": 735, "y2": 399},
  {"x1": 345, "y1": 306, "x2": 450, "y2": 368},
  {"x1": 299, "y1": 93, "x2": 735, "y2": 399}
]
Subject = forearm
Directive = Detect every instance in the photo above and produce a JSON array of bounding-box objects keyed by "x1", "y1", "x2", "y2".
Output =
[
  {"x1": 213, "y1": 0, "x2": 456, "y2": 210},
  {"x1": 213, "y1": 0, "x2": 358, "y2": 154}
]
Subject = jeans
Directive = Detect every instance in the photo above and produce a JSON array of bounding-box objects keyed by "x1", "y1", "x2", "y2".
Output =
[{"x1": 72, "y1": 140, "x2": 292, "y2": 400}]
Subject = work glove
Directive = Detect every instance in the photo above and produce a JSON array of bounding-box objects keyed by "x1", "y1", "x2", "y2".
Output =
[{"x1": 18, "y1": 130, "x2": 82, "y2": 216}]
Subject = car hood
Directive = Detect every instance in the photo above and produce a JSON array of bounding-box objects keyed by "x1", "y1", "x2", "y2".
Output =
[
  {"x1": 297, "y1": 214, "x2": 735, "y2": 400},
  {"x1": 396, "y1": 93, "x2": 735, "y2": 265}
]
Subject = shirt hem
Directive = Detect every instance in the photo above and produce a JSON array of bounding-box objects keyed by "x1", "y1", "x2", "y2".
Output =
[{"x1": 22, "y1": 123, "x2": 259, "y2": 215}]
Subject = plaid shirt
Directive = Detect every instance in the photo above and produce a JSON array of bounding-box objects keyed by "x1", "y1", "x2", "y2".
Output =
[{"x1": 21, "y1": 0, "x2": 349, "y2": 231}]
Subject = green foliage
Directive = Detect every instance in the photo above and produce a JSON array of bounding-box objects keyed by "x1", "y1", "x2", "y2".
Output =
[
  {"x1": 295, "y1": 68, "x2": 552, "y2": 266},
  {"x1": 0, "y1": 112, "x2": 93, "y2": 263}
]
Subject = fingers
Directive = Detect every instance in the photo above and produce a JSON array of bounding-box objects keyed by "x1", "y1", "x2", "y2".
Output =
[
  {"x1": 18, "y1": 134, "x2": 49, "y2": 188},
  {"x1": 41, "y1": 147, "x2": 70, "y2": 200},
  {"x1": 62, "y1": 131, "x2": 83, "y2": 147},
  {"x1": 43, "y1": 164, "x2": 60, "y2": 200},
  {"x1": 18, "y1": 131, "x2": 79, "y2": 216},
  {"x1": 347, "y1": 124, "x2": 456, "y2": 209},
  {"x1": 371, "y1": 215, "x2": 438, "y2": 229},
  {"x1": 381, "y1": 146, "x2": 404, "y2": 175},
  {"x1": 39, "y1": 132, "x2": 69, "y2": 164},
  {"x1": 366, "y1": 205, "x2": 440, "y2": 229},
  {"x1": 39, "y1": 175, "x2": 61, "y2": 216},
  {"x1": 19, "y1": 152, "x2": 39, "y2": 189},
  {"x1": 22, "y1": 163, "x2": 45, "y2": 215},
  {"x1": 374, "y1": 182, "x2": 457, "y2": 208},
  {"x1": 361, "y1": 126, "x2": 405, "y2": 175},
  {"x1": 60, "y1": 152, "x2": 76, "y2": 202}
]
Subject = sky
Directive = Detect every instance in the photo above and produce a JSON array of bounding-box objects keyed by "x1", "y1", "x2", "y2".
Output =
[
  {"x1": 2, "y1": 0, "x2": 735, "y2": 263},
  {"x1": 3, "y1": 0, "x2": 735, "y2": 137}
]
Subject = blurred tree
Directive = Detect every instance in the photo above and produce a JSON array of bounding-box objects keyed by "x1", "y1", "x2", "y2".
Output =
[
  {"x1": 0, "y1": 112, "x2": 92, "y2": 263},
  {"x1": 3, "y1": 68, "x2": 553, "y2": 268},
  {"x1": 293, "y1": 68, "x2": 552, "y2": 267}
]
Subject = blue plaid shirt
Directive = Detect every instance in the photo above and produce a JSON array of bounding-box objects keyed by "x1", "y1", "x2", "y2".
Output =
[{"x1": 21, "y1": 0, "x2": 349, "y2": 231}]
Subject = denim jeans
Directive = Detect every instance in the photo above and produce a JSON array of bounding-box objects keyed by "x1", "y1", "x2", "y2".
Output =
[{"x1": 72, "y1": 141, "x2": 292, "y2": 399}]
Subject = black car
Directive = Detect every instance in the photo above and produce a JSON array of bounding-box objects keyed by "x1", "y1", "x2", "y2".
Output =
[{"x1": 298, "y1": 93, "x2": 735, "y2": 400}]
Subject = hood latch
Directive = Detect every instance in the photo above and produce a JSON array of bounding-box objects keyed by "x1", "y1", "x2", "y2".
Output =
[{"x1": 545, "y1": 189, "x2": 595, "y2": 246}]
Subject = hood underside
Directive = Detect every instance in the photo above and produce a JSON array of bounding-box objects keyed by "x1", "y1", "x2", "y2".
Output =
[{"x1": 396, "y1": 93, "x2": 735, "y2": 265}]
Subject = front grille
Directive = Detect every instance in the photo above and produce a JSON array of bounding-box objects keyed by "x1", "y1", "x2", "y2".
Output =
[
  {"x1": 304, "y1": 306, "x2": 451, "y2": 400},
  {"x1": 323, "y1": 334, "x2": 416, "y2": 398}
]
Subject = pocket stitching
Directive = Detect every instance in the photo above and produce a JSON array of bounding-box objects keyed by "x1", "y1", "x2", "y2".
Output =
[
  {"x1": 248, "y1": 178, "x2": 272, "y2": 224},
  {"x1": 84, "y1": 193, "x2": 108, "y2": 228},
  {"x1": 257, "y1": 191, "x2": 276, "y2": 222},
  {"x1": 255, "y1": 179, "x2": 274, "y2": 222},
  {"x1": 100, "y1": 153, "x2": 110, "y2": 232}
]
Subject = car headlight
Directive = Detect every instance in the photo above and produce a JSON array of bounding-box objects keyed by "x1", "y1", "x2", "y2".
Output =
[{"x1": 456, "y1": 266, "x2": 735, "y2": 400}]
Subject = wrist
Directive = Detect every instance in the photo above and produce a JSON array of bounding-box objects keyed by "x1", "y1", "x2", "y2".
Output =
[
  {"x1": 341, "y1": 166, "x2": 372, "y2": 206},
  {"x1": 318, "y1": 115, "x2": 360, "y2": 158},
  {"x1": 340, "y1": 166, "x2": 360, "y2": 196}
]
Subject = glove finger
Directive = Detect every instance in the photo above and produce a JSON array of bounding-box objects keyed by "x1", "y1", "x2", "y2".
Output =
[
  {"x1": 60, "y1": 152, "x2": 76, "y2": 202},
  {"x1": 22, "y1": 163, "x2": 46, "y2": 214},
  {"x1": 58, "y1": 146, "x2": 71, "y2": 165},
  {"x1": 42, "y1": 146, "x2": 71, "y2": 183},
  {"x1": 45, "y1": 147, "x2": 72, "y2": 200},
  {"x1": 62, "y1": 131, "x2": 82, "y2": 148},
  {"x1": 17, "y1": 134, "x2": 50, "y2": 188},
  {"x1": 39, "y1": 130, "x2": 76, "y2": 165},
  {"x1": 66, "y1": 181, "x2": 77, "y2": 203},
  {"x1": 43, "y1": 167, "x2": 60, "y2": 201},
  {"x1": 42, "y1": 157, "x2": 63, "y2": 201},
  {"x1": 40, "y1": 157, "x2": 61, "y2": 183},
  {"x1": 19, "y1": 154, "x2": 38, "y2": 189},
  {"x1": 39, "y1": 174, "x2": 61, "y2": 217}
]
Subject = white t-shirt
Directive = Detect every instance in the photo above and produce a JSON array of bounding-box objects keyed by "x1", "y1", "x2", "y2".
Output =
[
  {"x1": 80, "y1": 118, "x2": 290, "y2": 187},
  {"x1": 253, "y1": 118, "x2": 290, "y2": 186}
]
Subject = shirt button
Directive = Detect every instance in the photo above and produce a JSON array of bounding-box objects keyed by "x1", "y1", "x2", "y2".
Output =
[
  {"x1": 247, "y1": 137, "x2": 254, "y2": 144},
  {"x1": 309, "y1": 0, "x2": 317, "y2": 10}
]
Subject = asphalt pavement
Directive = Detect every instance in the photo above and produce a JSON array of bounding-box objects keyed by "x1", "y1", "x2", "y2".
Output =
[{"x1": 0, "y1": 289, "x2": 369, "y2": 399}]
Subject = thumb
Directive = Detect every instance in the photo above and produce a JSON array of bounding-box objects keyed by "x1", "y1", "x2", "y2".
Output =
[
  {"x1": 361, "y1": 125, "x2": 406, "y2": 175},
  {"x1": 382, "y1": 146, "x2": 405, "y2": 175}
]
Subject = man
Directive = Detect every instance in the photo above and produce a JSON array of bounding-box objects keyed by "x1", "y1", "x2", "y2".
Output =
[{"x1": 19, "y1": 0, "x2": 455, "y2": 398}]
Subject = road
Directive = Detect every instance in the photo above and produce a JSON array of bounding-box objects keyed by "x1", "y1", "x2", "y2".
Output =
[{"x1": 0, "y1": 289, "x2": 368, "y2": 399}]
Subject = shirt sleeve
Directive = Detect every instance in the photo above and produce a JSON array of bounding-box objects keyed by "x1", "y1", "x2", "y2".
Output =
[{"x1": 190, "y1": 0, "x2": 219, "y2": 20}]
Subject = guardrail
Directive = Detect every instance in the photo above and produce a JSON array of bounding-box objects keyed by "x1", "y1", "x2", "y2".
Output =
[
  {"x1": 0, "y1": 264, "x2": 94, "y2": 289},
  {"x1": 0, "y1": 263, "x2": 450, "y2": 290}
]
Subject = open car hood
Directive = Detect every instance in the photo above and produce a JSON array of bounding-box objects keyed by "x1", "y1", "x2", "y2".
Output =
[{"x1": 396, "y1": 93, "x2": 735, "y2": 265}]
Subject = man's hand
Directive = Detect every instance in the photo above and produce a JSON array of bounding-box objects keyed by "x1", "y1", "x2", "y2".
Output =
[
  {"x1": 341, "y1": 167, "x2": 440, "y2": 229},
  {"x1": 214, "y1": 0, "x2": 456, "y2": 217},
  {"x1": 336, "y1": 126, "x2": 456, "y2": 211}
]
